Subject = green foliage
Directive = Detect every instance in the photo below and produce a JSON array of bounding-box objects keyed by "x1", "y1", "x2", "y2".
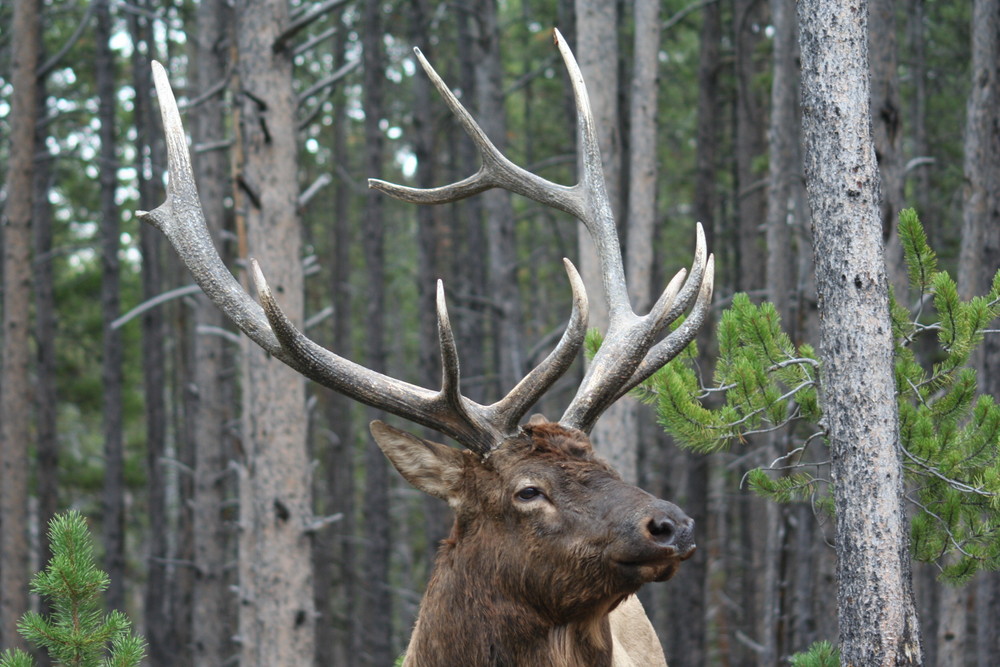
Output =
[
  {"x1": 0, "y1": 512, "x2": 146, "y2": 667},
  {"x1": 788, "y1": 640, "x2": 840, "y2": 667},
  {"x1": 648, "y1": 209, "x2": 1000, "y2": 580}
]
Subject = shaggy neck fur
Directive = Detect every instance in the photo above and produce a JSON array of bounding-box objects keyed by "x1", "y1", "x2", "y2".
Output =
[{"x1": 402, "y1": 515, "x2": 622, "y2": 667}]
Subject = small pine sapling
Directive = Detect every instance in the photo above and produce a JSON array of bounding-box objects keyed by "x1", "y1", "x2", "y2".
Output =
[{"x1": 0, "y1": 511, "x2": 145, "y2": 667}]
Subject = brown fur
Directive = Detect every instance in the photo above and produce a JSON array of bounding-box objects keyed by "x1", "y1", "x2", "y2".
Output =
[{"x1": 372, "y1": 420, "x2": 692, "y2": 667}]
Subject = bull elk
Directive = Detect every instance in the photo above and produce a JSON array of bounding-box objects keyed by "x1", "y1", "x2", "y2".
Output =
[{"x1": 140, "y1": 29, "x2": 713, "y2": 667}]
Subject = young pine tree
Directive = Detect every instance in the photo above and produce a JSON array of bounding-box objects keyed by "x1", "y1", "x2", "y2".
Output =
[{"x1": 0, "y1": 511, "x2": 145, "y2": 667}]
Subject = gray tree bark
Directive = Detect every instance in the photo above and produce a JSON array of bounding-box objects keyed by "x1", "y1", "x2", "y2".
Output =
[
  {"x1": 798, "y1": 1, "x2": 923, "y2": 664},
  {"x1": 190, "y1": 1, "x2": 237, "y2": 664},
  {"x1": 0, "y1": 0, "x2": 39, "y2": 649},
  {"x1": 234, "y1": 1, "x2": 315, "y2": 663}
]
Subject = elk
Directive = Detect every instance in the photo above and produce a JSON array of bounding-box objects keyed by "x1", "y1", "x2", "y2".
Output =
[{"x1": 140, "y1": 29, "x2": 713, "y2": 667}]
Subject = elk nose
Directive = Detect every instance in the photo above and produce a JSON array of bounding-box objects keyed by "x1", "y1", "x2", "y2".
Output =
[{"x1": 645, "y1": 505, "x2": 695, "y2": 551}]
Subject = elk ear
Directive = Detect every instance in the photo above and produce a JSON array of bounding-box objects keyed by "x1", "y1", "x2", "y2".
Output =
[{"x1": 370, "y1": 420, "x2": 466, "y2": 502}]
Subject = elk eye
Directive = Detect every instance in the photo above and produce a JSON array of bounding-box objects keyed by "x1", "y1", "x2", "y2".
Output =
[{"x1": 515, "y1": 486, "x2": 543, "y2": 501}]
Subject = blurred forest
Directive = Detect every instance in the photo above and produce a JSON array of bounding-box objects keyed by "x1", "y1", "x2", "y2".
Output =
[{"x1": 1, "y1": 0, "x2": 998, "y2": 665}]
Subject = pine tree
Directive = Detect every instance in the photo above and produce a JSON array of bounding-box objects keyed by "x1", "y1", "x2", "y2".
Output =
[{"x1": 0, "y1": 512, "x2": 145, "y2": 667}]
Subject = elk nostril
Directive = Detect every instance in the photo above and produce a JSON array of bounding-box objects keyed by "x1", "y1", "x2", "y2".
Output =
[{"x1": 647, "y1": 518, "x2": 675, "y2": 544}]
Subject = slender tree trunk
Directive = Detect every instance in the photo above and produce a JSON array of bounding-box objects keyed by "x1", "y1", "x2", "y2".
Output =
[
  {"x1": 798, "y1": 2, "x2": 923, "y2": 663},
  {"x1": 1, "y1": 0, "x2": 39, "y2": 648},
  {"x1": 733, "y1": 0, "x2": 768, "y2": 294},
  {"x1": 361, "y1": 3, "x2": 393, "y2": 663},
  {"x1": 869, "y1": 0, "x2": 907, "y2": 295},
  {"x1": 130, "y1": 4, "x2": 173, "y2": 661},
  {"x1": 470, "y1": 0, "x2": 525, "y2": 399},
  {"x1": 315, "y1": 22, "x2": 357, "y2": 667},
  {"x1": 234, "y1": 1, "x2": 315, "y2": 663},
  {"x1": 957, "y1": 2, "x2": 1000, "y2": 663},
  {"x1": 190, "y1": 1, "x2": 236, "y2": 664},
  {"x1": 95, "y1": 0, "x2": 126, "y2": 613}
]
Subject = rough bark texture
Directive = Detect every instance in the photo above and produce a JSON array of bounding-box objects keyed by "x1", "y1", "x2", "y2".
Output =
[
  {"x1": 798, "y1": 2, "x2": 923, "y2": 664},
  {"x1": 234, "y1": 1, "x2": 315, "y2": 663},
  {"x1": 0, "y1": 0, "x2": 39, "y2": 649},
  {"x1": 190, "y1": 1, "x2": 237, "y2": 663},
  {"x1": 96, "y1": 0, "x2": 127, "y2": 613}
]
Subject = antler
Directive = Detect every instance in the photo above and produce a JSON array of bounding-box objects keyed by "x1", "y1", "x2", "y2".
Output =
[
  {"x1": 141, "y1": 27, "x2": 712, "y2": 458},
  {"x1": 138, "y1": 60, "x2": 587, "y2": 458},
  {"x1": 372, "y1": 29, "x2": 714, "y2": 434}
]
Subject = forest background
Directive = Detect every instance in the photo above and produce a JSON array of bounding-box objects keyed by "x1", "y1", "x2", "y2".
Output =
[{"x1": 1, "y1": 0, "x2": 998, "y2": 665}]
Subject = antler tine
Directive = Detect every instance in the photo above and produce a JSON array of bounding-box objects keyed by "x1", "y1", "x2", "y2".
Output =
[
  {"x1": 369, "y1": 46, "x2": 586, "y2": 220},
  {"x1": 561, "y1": 228, "x2": 714, "y2": 434}
]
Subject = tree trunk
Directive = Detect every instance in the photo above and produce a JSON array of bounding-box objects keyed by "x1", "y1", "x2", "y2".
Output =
[
  {"x1": 1, "y1": 0, "x2": 39, "y2": 648},
  {"x1": 96, "y1": 0, "x2": 127, "y2": 614},
  {"x1": 733, "y1": 0, "x2": 768, "y2": 293},
  {"x1": 470, "y1": 0, "x2": 526, "y2": 400},
  {"x1": 234, "y1": 1, "x2": 315, "y2": 663},
  {"x1": 361, "y1": 3, "x2": 394, "y2": 663},
  {"x1": 798, "y1": 2, "x2": 923, "y2": 664},
  {"x1": 190, "y1": 1, "x2": 237, "y2": 664},
  {"x1": 129, "y1": 4, "x2": 173, "y2": 661},
  {"x1": 957, "y1": 2, "x2": 1000, "y2": 663},
  {"x1": 869, "y1": 0, "x2": 907, "y2": 295}
]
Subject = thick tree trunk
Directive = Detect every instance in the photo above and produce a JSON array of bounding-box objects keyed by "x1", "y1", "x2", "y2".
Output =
[
  {"x1": 361, "y1": 3, "x2": 394, "y2": 663},
  {"x1": 96, "y1": 0, "x2": 127, "y2": 614},
  {"x1": 798, "y1": 2, "x2": 923, "y2": 664},
  {"x1": 190, "y1": 1, "x2": 237, "y2": 664},
  {"x1": 1, "y1": 0, "x2": 39, "y2": 648},
  {"x1": 234, "y1": 1, "x2": 315, "y2": 663}
]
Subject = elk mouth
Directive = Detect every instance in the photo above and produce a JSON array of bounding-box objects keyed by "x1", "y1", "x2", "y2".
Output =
[{"x1": 613, "y1": 543, "x2": 697, "y2": 582}]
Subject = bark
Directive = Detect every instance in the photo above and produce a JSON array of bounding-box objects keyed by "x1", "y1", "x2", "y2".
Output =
[
  {"x1": 935, "y1": 580, "x2": 968, "y2": 667},
  {"x1": 693, "y1": 0, "x2": 721, "y2": 252},
  {"x1": 869, "y1": 0, "x2": 907, "y2": 296},
  {"x1": 234, "y1": 1, "x2": 315, "y2": 663},
  {"x1": 733, "y1": 0, "x2": 768, "y2": 293},
  {"x1": 190, "y1": 1, "x2": 237, "y2": 664},
  {"x1": 958, "y1": 2, "x2": 1000, "y2": 662},
  {"x1": 798, "y1": 2, "x2": 923, "y2": 664},
  {"x1": 905, "y1": 0, "x2": 930, "y2": 223},
  {"x1": 361, "y1": 3, "x2": 393, "y2": 663},
  {"x1": 0, "y1": 0, "x2": 39, "y2": 648},
  {"x1": 95, "y1": 0, "x2": 127, "y2": 613}
]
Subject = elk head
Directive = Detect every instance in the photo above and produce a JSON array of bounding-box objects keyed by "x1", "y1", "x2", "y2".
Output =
[{"x1": 140, "y1": 28, "x2": 712, "y2": 666}]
